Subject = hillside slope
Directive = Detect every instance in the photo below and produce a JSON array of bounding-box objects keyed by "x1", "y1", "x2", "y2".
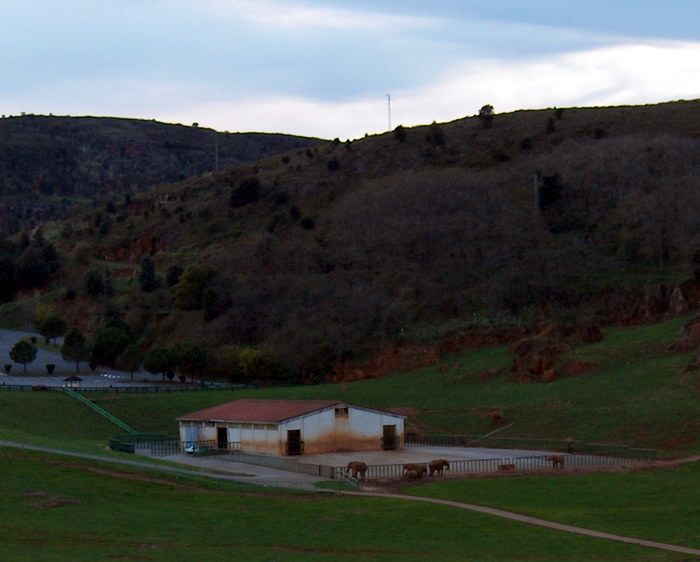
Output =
[
  {"x1": 0, "y1": 114, "x2": 322, "y2": 235},
  {"x1": 5, "y1": 100, "x2": 700, "y2": 378}
]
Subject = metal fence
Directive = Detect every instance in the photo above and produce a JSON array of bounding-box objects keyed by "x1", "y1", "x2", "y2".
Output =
[
  {"x1": 222, "y1": 451, "x2": 341, "y2": 479},
  {"x1": 0, "y1": 380, "x2": 306, "y2": 393},
  {"x1": 406, "y1": 434, "x2": 656, "y2": 462},
  {"x1": 109, "y1": 434, "x2": 241, "y2": 457}
]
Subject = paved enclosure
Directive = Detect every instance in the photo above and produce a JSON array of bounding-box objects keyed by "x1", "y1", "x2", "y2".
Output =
[{"x1": 301, "y1": 446, "x2": 553, "y2": 466}]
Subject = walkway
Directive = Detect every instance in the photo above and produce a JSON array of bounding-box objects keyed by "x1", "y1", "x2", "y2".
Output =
[{"x1": 343, "y1": 490, "x2": 700, "y2": 557}]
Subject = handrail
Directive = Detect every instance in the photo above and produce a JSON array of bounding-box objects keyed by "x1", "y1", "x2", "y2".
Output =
[{"x1": 63, "y1": 389, "x2": 137, "y2": 434}]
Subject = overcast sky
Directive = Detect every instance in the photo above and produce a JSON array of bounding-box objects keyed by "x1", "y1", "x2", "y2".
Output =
[{"x1": 2, "y1": 1, "x2": 699, "y2": 139}]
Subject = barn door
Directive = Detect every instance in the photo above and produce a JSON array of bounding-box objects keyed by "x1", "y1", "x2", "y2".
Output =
[
  {"x1": 287, "y1": 430, "x2": 302, "y2": 455},
  {"x1": 382, "y1": 425, "x2": 397, "y2": 450},
  {"x1": 217, "y1": 427, "x2": 228, "y2": 449}
]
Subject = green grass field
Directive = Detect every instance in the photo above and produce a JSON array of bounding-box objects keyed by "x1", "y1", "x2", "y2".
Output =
[
  {"x1": 0, "y1": 315, "x2": 697, "y2": 457},
  {"x1": 406, "y1": 462, "x2": 700, "y2": 550},
  {"x1": 0, "y1": 448, "x2": 683, "y2": 562},
  {"x1": 0, "y1": 316, "x2": 698, "y2": 559},
  {"x1": 86, "y1": 316, "x2": 699, "y2": 454}
]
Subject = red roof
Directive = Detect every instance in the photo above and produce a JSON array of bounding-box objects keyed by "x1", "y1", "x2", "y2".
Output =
[{"x1": 178, "y1": 399, "x2": 343, "y2": 424}]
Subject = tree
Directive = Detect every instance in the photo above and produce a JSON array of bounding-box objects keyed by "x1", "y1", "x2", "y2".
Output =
[
  {"x1": 138, "y1": 255, "x2": 160, "y2": 293},
  {"x1": 15, "y1": 247, "x2": 49, "y2": 289},
  {"x1": 230, "y1": 177, "x2": 261, "y2": 208},
  {"x1": 393, "y1": 125, "x2": 407, "y2": 143},
  {"x1": 9, "y1": 340, "x2": 37, "y2": 373},
  {"x1": 91, "y1": 326, "x2": 130, "y2": 367},
  {"x1": 38, "y1": 315, "x2": 66, "y2": 345},
  {"x1": 173, "y1": 267, "x2": 217, "y2": 310},
  {"x1": 62, "y1": 327, "x2": 87, "y2": 373},
  {"x1": 478, "y1": 104, "x2": 494, "y2": 128},
  {"x1": 0, "y1": 258, "x2": 16, "y2": 303},
  {"x1": 117, "y1": 344, "x2": 143, "y2": 381},
  {"x1": 175, "y1": 342, "x2": 208, "y2": 381},
  {"x1": 84, "y1": 269, "x2": 105, "y2": 297},
  {"x1": 426, "y1": 122, "x2": 445, "y2": 146},
  {"x1": 144, "y1": 347, "x2": 177, "y2": 381}
]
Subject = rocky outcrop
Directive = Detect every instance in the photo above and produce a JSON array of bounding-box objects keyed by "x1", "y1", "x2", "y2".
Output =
[{"x1": 510, "y1": 321, "x2": 602, "y2": 383}]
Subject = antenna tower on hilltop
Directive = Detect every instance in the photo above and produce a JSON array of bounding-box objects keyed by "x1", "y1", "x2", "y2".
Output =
[{"x1": 386, "y1": 94, "x2": 392, "y2": 131}]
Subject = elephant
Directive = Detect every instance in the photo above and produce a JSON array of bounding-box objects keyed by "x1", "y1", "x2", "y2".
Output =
[
  {"x1": 404, "y1": 469, "x2": 419, "y2": 480},
  {"x1": 547, "y1": 455, "x2": 565, "y2": 468},
  {"x1": 428, "y1": 459, "x2": 450, "y2": 476},
  {"x1": 347, "y1": 461, "x2": 368, "y2": 479},
  {"x1": 402, "y1": 463, "x2": 427, "y2": 478}
]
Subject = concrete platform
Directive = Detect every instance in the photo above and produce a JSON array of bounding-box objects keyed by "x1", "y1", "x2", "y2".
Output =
[{"x1": 301, "y1": 445, "x2": 554, "y2": 466}]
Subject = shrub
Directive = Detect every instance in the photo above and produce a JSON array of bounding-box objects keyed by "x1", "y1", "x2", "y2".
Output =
[
  {"x1": 230, "y1": 177, "x2": 261, "y2": 208},
  {"x1": 84, "y1": 269, "x2": 106, "y2": 297},
  {"x1": 426, "y1": 122, "x2": 445, "y2": 146},
  {"x1": 3, "y1": 364, "x2": 11, "y2": 374},
  {"x1": 394, "y1": 125, "x2": 407, "y2": 143},
  {"x1": 478, "y1": 105, "x2": 494, "y2": 128},
  {"x1": 46, "y1": 364, "x2": 55, "y2": 374},
  {"x1": 327, "y1": 157, "x2": 340, "y2": 172}
]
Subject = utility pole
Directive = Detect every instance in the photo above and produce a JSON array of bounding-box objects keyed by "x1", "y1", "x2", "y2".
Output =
[{"x1": 386, "y1": 94, "x2": 392, "y2": 131}]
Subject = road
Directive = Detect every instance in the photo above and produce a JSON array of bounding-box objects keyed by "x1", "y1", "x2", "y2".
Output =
[{"x1": 0, "y1": 328, "x2": 163, "y2": 385}]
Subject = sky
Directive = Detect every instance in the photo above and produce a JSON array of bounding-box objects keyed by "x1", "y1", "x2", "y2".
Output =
[{"x1": 2, "y1": 1, "x2": 700, "y2": 139}]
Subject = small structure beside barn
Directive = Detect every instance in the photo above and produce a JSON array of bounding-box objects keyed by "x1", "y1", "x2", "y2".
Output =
[
  {"x1": 63, "y1": 375, "x2": 82, "y2": 389},
  {"x1": 178, "y1": 399, "x2": 405, "y2": 456}
]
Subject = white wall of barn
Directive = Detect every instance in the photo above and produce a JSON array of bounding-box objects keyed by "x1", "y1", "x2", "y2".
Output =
[
  {"x1": 278, "y1": 406, "x2": 405, "y2": 454},
  {"x1": 178, "y1": 406, "x2": 404, "y2": 455}
]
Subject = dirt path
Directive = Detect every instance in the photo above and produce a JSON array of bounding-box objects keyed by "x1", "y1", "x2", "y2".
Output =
[
  {"x1": 3, "y1": 439, "x2": 699, "y2": 556},
  {"x1": 341, "y1": 487, "x2": 700, "y2": 557}
]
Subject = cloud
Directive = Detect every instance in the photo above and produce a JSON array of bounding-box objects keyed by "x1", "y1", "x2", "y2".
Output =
[
  {"x1": 158, "y1": 39, "x2": 700, "y2": 139},
  {"x1": 197, "y1": 0, "x2": 437, "y2": 31}
]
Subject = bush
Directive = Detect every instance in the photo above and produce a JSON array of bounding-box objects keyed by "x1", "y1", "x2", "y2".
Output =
[
  {"x1": 478, "y1": 105, "x2": 494, "y2": 128},
  {"x1": 230, "y1": 177, "x2": 261, "y2": 208},
  {"x1": 3, "y1": 364, "x2": 11, "y2": 374},
  {"x1": 46, "y1": 364, "x2": 55, "y2": 374},
  {"x1": 327, "y1": 157, "x2": 340, "y2": 172},
  {"x1": 426, "y1": 122, "x2": 445, "y2": 146},
  {"x1": 84, "y1": 269, "x2": 106, "y2": 297},
  {"x1": 394, "y1": 125, "x2": 407, "y2": 143}
]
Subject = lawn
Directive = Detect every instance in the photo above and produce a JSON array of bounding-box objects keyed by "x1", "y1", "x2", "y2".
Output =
[
  {"x1": 81, "y1": 316, "x2": 700, "y2": 454},
  {"x1": 0, "y1": 448, "x2": 681, "y2": 562},
  {"x1": 405, "y1": 462, "x2": 700, "y2": 550}
]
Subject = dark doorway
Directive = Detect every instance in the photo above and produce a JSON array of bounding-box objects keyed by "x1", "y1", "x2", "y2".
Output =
[
  {"x1": 217, "y1": 427, "x2": 228, "y2": 449},
  {"x1": 287, "y1": 429, "x2": 302, "y2": 455},
  {"x1": 382, "y1": 425, "x2": 397, "y2": 450}
]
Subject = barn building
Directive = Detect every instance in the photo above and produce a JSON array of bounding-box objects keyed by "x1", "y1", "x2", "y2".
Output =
[{"x1": 177, "y1": 399, "x2": 405, "y2": 456}]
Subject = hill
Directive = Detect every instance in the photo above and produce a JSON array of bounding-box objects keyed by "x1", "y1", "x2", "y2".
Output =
[
  {"x1": 0, "y1": 114, "x2": 323, "y2": 236},
  {"x1": 3, "y1": 100, "x2": 700, "y2": 378}
]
